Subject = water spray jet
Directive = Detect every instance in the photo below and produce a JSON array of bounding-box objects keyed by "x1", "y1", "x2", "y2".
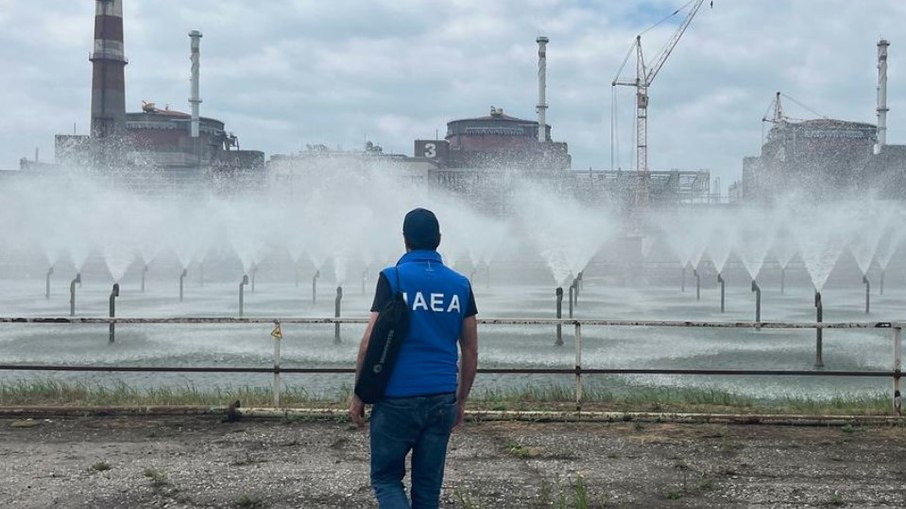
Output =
[
  {"x1": 334, "y1": 286, "x2": 343, "y2": 344},
  {"x1": 45, "y1": 267, "x2": 54, "y2": 300},
  {"x1": 239, "y1": 275, "x2": 249, "y2": 317},
  {"x1": 880, "y1": 269, "x2": 885, "y2": 295},
  {"x1": 681, "y1": 266, "x2": 686, "y2": 292},
  {"x1": 751, "y1": 280, "x2": 761, "y2": 322},
  {"x1": 69, "y1": 273, "x2": 81, "y2": 317},
  {"x1": 555, "y1": 287, "x2": 564, "y2": 347},
  {"x1": 179, "y1": 269, "x2": 187, "y2": 302},
  {"x1": 108, "y1": 283, "x2": 120, "y2": 344},
  {"x1": 141, "y1": 265, "x2": 148, "y2": 292},
  {"x1": 717, "y1": 273, "x2": 725, "y2": 313},
  {"x1": 780, "y1": 266, "x2": 785, "y2": 295},
  {"x1": 862, "y1": 274, "x2": 871, "y2": 314}
]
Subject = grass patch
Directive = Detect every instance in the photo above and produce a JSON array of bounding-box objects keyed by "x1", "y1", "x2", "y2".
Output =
[
  {"x1": 90, "y1": 461, "x2": 111, "y2": 472},
  {"x1": 234, "y1": 494, "x2": 266, "y2": 508},
  {"x1": 0, "y1": 378, "x2": 894, "y2": 416},
  {"x1": 143, "y1": 467, "x2": 169, "y2": 488}
]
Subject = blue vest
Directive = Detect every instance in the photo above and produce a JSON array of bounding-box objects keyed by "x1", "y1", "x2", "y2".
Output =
[{"x1": 381, "y1": 250, "x2": 472, "y2": 398}]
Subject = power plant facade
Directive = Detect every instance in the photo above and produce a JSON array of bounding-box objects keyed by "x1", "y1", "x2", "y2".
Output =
[{"x1": 51, "y1": 0, "x2": 264, "y2": 180}]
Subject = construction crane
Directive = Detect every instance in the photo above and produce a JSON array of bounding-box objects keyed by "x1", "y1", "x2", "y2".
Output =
[{"x1": 612, "y1": 0, "x2": 709, "y2": 208}]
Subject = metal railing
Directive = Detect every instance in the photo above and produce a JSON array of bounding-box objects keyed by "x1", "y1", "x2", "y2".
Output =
[{"x1": 0, "y1": 316, "x2": 902, "y2": 413}]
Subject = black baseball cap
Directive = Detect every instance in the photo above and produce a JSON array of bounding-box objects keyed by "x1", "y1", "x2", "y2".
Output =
[{"x1": 403, "y1": 208, "x2": 441, "y2": 250}]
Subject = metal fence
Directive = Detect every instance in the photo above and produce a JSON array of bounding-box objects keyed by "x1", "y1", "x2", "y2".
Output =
[{"x1": 0, "y1": 316, "x2": 902, "y2": 412}]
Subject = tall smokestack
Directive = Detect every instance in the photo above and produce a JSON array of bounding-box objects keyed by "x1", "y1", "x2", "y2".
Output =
[
  {"x1": 876, "y1": 39, "x2": 890, "y2": 154},
  {"x1": 536, "y1": 36, "x2": 549, "y2": 143},
  {"x1": 90, "y1": 0, "x2": 127, "y2": 140},
  {"x1": 189, "y1": 30, "x2": 203, "y2": 138}
]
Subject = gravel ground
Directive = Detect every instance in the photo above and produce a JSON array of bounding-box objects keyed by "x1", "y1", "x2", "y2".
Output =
[{"x1": 1, "y1": 414, "x2": 905, "y2": 508}]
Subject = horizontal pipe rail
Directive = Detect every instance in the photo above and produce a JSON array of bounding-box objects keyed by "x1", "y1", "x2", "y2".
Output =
[
  {"x1": 0, "y1": 364, "x2": 896, "y2": 378},
  {"x1": 0, "y1": 316, "x2": 899, "y2": 329}
]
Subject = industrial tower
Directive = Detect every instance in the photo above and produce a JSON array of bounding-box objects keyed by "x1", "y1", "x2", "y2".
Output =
[
  {"x1": 89, "y1": 0, "x2": 128, "y2": 140},
  {"x1": 612, "y1": 0, "x2": 708, "y2": 209}
]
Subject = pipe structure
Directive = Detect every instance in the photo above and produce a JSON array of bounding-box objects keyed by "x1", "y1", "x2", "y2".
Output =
[
  {"x1": 751, "y1": 280, "x2": 761, "y2": 323},
  {"x1": 179, "y1": 269, "x2": 187, "y2": 302},
  {"x1": 815, "y1": 291, "x2": 824, "y2": 368},
  {"x1": 572, "y1": 276, "x2": 579, "y2": 306},
  {"x1": 141, "y1": 265, "x2": 148, "y2": 293},
  {"x1": 780, "y1": 267, "x2": 785, "y2": 296},
  {"x1": 555, "y1": 287, "x2": 564, "y2": 347},
  {"x1": 89, "y1": 0, "x2": 127, "y2": 142},
  {"x1": 863, "y1": 274, "x2": 871, "y2": 314},
  {"x1": 312, "y1": 270, "x2": 320, "y2": 304},
  {"x1": 108, "y1": 283, "x2": 120, "y2": 344},
  {"x1": 576, "y1": 271, "x2": 583, "y2": 294},
  {"x1": 876, "y1": 39, "x2": 890, "y2": 154},
  {"x1": 45, "y1": 267, "x2": 54, "y2": 300},
  {"x1": 536, "y1": 36, "x2": 549, "y2": 143},
  {"x1": 251, "y1": 265, "x2": 258, "y2": 294},
  {"x1": 881, "y1": 269, "x2": 885, "y2": 296},
  {"x1": 693, "y1": 269, "x2": 701, "y2": 301},
  {"x1": 189, "y1": 30, "x2": 202, "y2": 138},
  {"x1": 69, "y1": 273, "x2": 81, "y2": 317},
  {"x1": 717, "y1": 273, "x2": 725, "y2": 313},
  {"x1": 568, "y1": 282, "x2": 575, "y2": 319},
  {"x1": 239, "y1": 275, "x2": 249, "y2": 318},
  {"x1": 334, "y1": 286, "x2": 343, "y2": 344}
]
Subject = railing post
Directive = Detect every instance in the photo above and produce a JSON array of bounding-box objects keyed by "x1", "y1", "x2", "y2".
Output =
[
  {"x1": 574, "y1": 322, "x2": 583, "y2": 412},
  {"x1": 108, "y1": 283, "x2": 119, "y2": 344},
  {"x1": 815, "y1": 291, "x2": 824, "y2": 368},
  {"x1": 273, "y1": 321, "x2": 282, "y2": 408},
  {"x1": 555, "y1": 287, "x2": 563, "y2": 347},
  {"x1": 894, "y1": 326, "x2": 902, "y2": 415},
  {"x1": 334, "y1": 286, "x2": 343, "y2": 344},
  {"x1": 69, "y1": 273, "x2": 81, "y2": 317}
]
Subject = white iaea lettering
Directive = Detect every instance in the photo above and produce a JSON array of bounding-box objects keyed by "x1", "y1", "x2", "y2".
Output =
[{"x1": 401, "y1": 292, "x2": 461, "y2": 313}]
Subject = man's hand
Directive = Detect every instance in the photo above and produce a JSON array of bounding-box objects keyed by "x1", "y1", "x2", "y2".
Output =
[
  {"x1": 348, "y1": 395, "x2": 366, "y2": 428},
  {"x1": 452, "y1": 401, "x2": 466, "y2": 432}
]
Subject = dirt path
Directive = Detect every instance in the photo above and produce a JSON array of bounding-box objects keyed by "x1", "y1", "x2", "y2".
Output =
[{"x1": 1, "y1": 415, "x2": 905, "y2": 508}]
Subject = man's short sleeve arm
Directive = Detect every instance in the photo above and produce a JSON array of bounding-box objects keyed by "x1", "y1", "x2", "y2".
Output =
[
  {"x1": 370, "y1": 273, "x2": 392, "y2": 312},
  {"x1": 465, "y1": 285, "x2": 478, "y2": 317}
]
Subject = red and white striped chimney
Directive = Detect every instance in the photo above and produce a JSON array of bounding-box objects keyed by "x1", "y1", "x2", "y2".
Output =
[{"x1": 90, "y1": 0, "x2": 127, "y2": 139}]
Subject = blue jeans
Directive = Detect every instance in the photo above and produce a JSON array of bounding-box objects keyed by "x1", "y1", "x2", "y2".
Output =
[{"x1": 370, "y1": 393, "x2": 457, "y2": 509}]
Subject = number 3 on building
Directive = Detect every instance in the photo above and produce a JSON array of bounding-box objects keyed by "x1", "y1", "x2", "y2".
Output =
[{"x1": 424, "y1": 143, "x2": 436, "y2": 158}]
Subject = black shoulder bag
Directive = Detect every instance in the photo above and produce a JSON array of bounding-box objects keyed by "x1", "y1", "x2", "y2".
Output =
[{"x1": 354, "y1": 267, "x2": 410, "y2": 404}]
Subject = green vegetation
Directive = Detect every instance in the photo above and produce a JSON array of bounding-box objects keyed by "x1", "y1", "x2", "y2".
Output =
[
  {"x1": 0, "y1": 378, "x2": 894, "y2": 416},
  {"x1": 90, "y1": 461, "x2": 111, "y2": 472},
  {"x1": 143, "y1": 467, "x2": 169, "y2": 488},
  {"x1": 234, "y1": 495, "x2": 266, "y2": 509}
]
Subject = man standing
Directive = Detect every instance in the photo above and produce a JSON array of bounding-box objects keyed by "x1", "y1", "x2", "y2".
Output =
[{"x1": 349, "y1": 208, "x2": 479, "y2": 509}]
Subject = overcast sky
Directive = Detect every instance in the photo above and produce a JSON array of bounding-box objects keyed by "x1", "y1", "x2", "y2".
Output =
[{"x1": 0, "y1": 0, "x2": 904, "y2": 187}]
